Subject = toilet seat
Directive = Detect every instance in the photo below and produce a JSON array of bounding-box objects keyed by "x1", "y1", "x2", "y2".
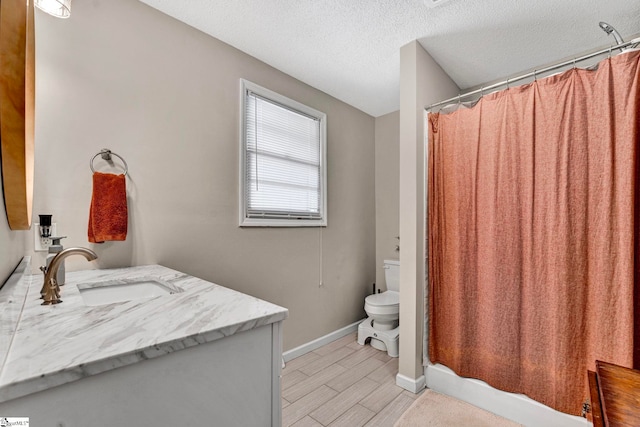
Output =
[
  {"x1": 364, "y1": 291, "x2": 399, "y2": 323},
  {"x1": 364, "y1": 291, "x2": 399, "y2": 316},
  {"x1": 365, "y1": 291, "x2": 399, "y2": 307}
]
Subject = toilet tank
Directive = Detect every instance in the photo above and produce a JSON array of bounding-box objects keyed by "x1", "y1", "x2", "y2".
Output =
[{"x1": 383, "y1": 259, "x2": 400, "y2": 292}]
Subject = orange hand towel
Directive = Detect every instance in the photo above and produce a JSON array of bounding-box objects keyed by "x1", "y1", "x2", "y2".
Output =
[{"x1": 88, "y1": 172, "x2": 128, "y2": 243}]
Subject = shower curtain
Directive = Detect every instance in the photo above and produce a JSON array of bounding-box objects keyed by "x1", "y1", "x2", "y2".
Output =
[{"x1": 427, "y1": 49, "x2": 640, "y2": 415}]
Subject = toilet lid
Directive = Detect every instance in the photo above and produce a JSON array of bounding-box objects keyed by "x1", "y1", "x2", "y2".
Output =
[{"x1": 365, "y1": 291, "x2": 399, "y2": 307}]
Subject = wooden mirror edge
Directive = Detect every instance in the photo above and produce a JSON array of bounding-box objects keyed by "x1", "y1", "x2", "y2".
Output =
[{"x1": 0, "y1": 0, "x2": 35, "y2": 230}]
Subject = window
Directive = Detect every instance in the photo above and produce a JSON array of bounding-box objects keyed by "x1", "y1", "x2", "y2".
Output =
[{"x1": 239, "y1": 79, "x2": 327, "y2": 227}]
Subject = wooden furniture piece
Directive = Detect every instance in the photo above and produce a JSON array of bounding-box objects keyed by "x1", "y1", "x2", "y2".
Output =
[
  {"x1": 588, "y1": 360, "x2": 640, "y2": 427},
  {"x1": 0, "y1": 0, "x2": 36, "y2": 230}
]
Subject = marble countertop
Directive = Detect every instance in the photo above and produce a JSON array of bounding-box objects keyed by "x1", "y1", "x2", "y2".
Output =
[
  {"x1": 0, "y1": 264, "x2": 288, "y2": 403},
  {"x1": 0, "y1": 257, "x2": 32, "y2": 381}
]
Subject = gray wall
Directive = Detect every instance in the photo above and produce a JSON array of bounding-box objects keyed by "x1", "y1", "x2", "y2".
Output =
[
  {"x1": 32, "y1": 0, "x2": 375, "y2": 350},
  {"x1": 374, "y1": 111, "x2": 400, "y2": 289},
  {"x1": 398, "y1": 41, "x2": 459, "y2": 381},
  {"x1": 0, "y1": 193, "x2": 28, "y2": 285}
]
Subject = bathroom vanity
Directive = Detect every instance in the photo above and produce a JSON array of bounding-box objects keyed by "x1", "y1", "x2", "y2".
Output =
[{"x1": 0, "y1": 258, "x2": 288, "y2": 426}]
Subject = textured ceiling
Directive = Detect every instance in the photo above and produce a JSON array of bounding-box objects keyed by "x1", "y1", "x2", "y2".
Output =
[{"x1": 138, "y1": 0, "x2": 640, "y2": 117}]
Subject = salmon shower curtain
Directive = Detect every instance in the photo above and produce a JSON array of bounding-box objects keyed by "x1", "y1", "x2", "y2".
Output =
[{"x1": 428, "y1": 49, "x2": 640, "y2": 415}]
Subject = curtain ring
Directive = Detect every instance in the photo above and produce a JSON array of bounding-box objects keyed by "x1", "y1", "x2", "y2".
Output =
[
  {"x1": 572, "y1": 58, "x2": 577, "y2": 69},
  {"x1": 608, "y1": 45, "x2": 612, "y2": 58},
  {"x1": 457, "y1": 94, "x2": 461, "y2": 104},
  {"x1": 506, "y1": 78, "x2": 510, "y2": 89},
  {"x1": 533, "y1": 69, "x2": 537, "y2": 81},
  {"x1": 480, "y1": 86, "x2": 484, "y2": 97}
]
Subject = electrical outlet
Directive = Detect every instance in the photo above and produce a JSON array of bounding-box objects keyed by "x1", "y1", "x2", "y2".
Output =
[{"x1": 34, "y1": 222, "x2": 57, "y2": 252}]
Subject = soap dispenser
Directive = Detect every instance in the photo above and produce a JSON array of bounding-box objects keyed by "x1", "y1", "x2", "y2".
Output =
[{"x1": 46, "y1": 236, "x2": 67, "y2": 286}]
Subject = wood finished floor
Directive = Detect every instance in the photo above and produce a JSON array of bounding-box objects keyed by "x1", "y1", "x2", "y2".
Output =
[{"x1": 282, "y1": 333, "x2": 422, "y2": 427}]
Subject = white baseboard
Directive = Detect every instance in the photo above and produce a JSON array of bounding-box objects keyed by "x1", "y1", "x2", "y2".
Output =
[
  {"x1": 282, "y1": 319, "x2": 364, "y2": 363},
  {"x1": 396, "y1": 373, "x2": 426, "y2": 394},
  {"x1": 425, "y1": 364, "x2": 588, "y2": 427}
]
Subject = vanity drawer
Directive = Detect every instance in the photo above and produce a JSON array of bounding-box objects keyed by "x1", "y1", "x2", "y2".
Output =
[{"x1": 588, "y1": 360, "x2": 640, "y2": 427}]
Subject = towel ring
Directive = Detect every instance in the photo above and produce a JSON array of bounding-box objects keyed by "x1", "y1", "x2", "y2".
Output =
[{"x1": 90, "y1": 149, "x2": 128, "y2": 176}]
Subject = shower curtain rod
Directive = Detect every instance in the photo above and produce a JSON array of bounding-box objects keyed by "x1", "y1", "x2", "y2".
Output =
[{"x1": 425, "y1": 36, "x2": 640, "y2": 111}]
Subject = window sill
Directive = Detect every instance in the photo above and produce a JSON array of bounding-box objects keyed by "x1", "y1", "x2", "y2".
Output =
[{"x1": 240, "y1": 217, "x2": 327, "y2": 227}]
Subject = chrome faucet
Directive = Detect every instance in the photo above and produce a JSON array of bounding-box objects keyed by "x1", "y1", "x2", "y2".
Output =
[{"x1": 40, "y1": 247, "x2": 98, "y2": 305}]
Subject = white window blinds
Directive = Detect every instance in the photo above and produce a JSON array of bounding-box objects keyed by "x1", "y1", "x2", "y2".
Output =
[{"x1": 240, "y1": 80, "x2": 327, "y2": 226}]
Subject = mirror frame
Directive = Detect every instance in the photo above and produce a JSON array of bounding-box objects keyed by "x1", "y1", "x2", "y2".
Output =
[{"x1": 0, "y1": 0, "x2": 35, "y2": 230}]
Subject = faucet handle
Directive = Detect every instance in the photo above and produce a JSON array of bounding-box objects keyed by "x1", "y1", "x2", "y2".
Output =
[
  {"x1": 41, "y1": 278, "x2": 62, "y2": 305},
  {"x1": 39, "y1": 265, "x2": 47, "y2": 274}
]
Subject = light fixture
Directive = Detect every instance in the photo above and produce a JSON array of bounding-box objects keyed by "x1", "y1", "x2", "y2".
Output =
[{"x1": 35, "y1": 0, "x2": 71, "y2": 19}]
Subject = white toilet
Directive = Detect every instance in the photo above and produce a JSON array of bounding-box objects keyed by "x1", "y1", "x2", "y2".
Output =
[{"x1": 357, "y1": 259, "x2": 399, "y2": 357}]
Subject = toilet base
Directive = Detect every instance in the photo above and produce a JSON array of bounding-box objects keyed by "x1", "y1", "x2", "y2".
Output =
[{"x1": 357, "y1": 317, "x2": 399, "y2": 358}]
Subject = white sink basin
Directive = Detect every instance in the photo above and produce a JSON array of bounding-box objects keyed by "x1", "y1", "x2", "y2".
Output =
[{"x1": 78, "y1": 277, "x2": 181, "y2": 306}]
